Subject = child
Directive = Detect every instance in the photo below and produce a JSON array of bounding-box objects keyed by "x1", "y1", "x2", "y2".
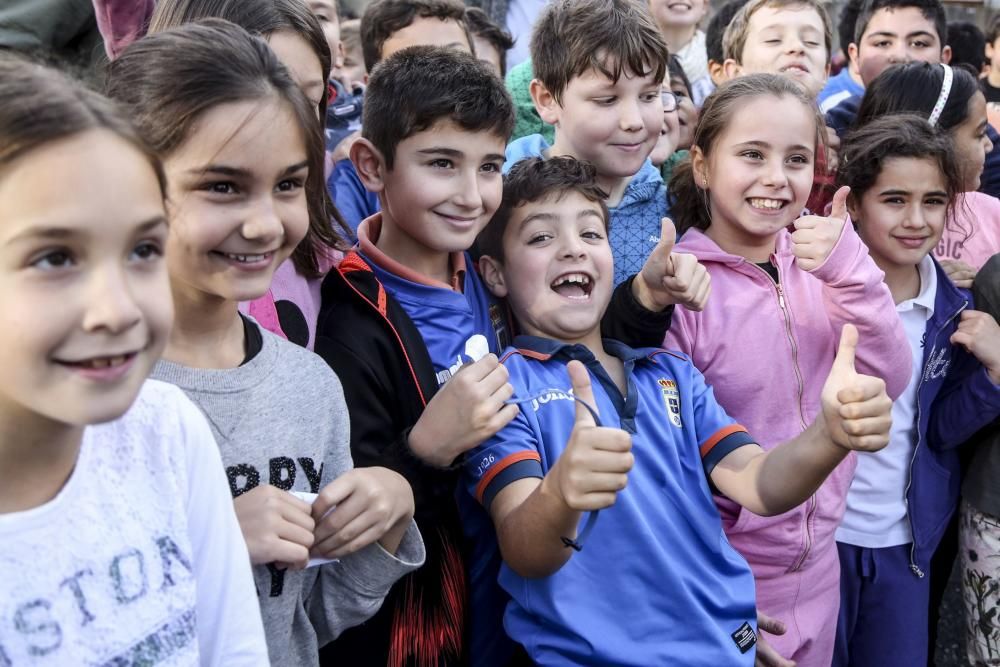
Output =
[
  {"x1": 508, "y1": 0, "x2": 670, "y2": 285},
  {"x1": 648, "y1": 0, "x2": 713, "y2": 105},
  {"x1": 665, "y1": 73, "x2": 912, "y2": 666},
  {"x1": 947, "y1": 21, "x2": 987, "y2": 73},
  {"x1": 668, "y1": 55, "x2": 698, "y2": 151},
  {"x1": 705, "y1": 0, "x2": 750, "y2": 86},
  {"x1": 982, "y1": 15, "x2": 1000, "y2": 104},
  {"x1": 339, "y1": 19, "x2": 366, "y2": 87},
  {"x1": 468, "y1": 154, "x2": 894, "y2": 665},
  {"x1": 106, "y1": 21, "x2": 425, "y2": 666},
  {"x1": 465, "y1": 6, "x2": 515, "y2": 77},
  {"x1": 832, "y1": 114, "x2": 1000, "y2": 667},
  {"x1": 316, "y1": 44, "x2": 709, "y2": 667},
  {"x1": 818, "y1": 0, "x2": 865, "y2": 113},
  {"x1": 0, "y1": 53, "x2": 268, "y2": 664},
  {"x1": 855, "y1": 62, "x2": 1000, "y2": 275},
  {"x1": 959, "y1": 254, "x2": 1000, "y2": 665},
  {"x1": 150, "y1": 0, "x2": 350, "y2": 350}
]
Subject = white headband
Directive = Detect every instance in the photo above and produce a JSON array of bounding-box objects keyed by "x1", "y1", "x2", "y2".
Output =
[{"x1": 928, "y1": 63, "x2": 953, "y2": 127}]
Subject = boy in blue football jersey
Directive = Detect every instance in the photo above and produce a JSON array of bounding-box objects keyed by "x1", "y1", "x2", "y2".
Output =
[{"x1": 468, "y1": 156, "x2": 895, "y2": 666}]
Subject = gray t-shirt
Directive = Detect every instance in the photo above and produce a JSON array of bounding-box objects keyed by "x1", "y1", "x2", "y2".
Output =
[
  {"x1": 962, "y1": 254, "x2": 1000, "y2": 517},
  {"x1": 152, "y1": 322, "x2": 424, "y2": 666}
]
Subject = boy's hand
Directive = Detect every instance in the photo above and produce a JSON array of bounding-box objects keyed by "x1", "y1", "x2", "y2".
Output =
[
  {"x1": 311, "y1": 467, "x2": 416, "y2": 558},
  {"x1": 635, "y1": 217, "x2": 711, "y2": 312},
  {"x1": 541, "y1": 361, "x2": 633, "y2": 511},
  {"x1": 950, "y1": 310, "x2": 1000, "y2": 383},
  {"x1": 940, "y1": 259, "x2": 977, "y2": 289},
  {"x1": 408, "y1": 354, "x2": 519, "y2": 467},
  {"x1": 791, "y1": 186, "x2": 849, "y2": 272},
  {"x1": 233, "y1": 485, "x2": 315, "y2": 569},
  {"x1": 819, "y1": 324, "x2": 893, "y2": 452},
  {"x1": 755, "y1": 612, "x2": 796, "y2": 667}
]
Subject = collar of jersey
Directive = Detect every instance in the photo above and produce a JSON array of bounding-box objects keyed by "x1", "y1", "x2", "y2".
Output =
[{"x1": 510, "y1": 335, "x2": 661, "y2": 365}]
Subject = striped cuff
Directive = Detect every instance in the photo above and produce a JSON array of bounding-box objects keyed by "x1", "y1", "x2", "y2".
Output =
[
  {"x1": 475, "y1": 452, "x2": 544, "y2": 510},
  {"x1": 700, "y1": 424, "x2": 755, "y2": 475}
]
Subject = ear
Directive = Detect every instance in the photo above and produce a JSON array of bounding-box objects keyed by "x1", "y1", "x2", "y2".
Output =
[
  {"x1": 350, "y1": 138, "x2": 387, "y2": 194},
  {"x1": 847, "y1": 43, "x2": 860, "y2": 78},
  {"x1": 722, "y1": 58, "x2": 744, "y2": 82},
  {"x1": 478, "y1": 255, "x2": 509, "y2": 298},
  {"x1": 941, "y1": 45, "x2": 952, "y2": 65},
  {"x1": 690, "y1": 145, "x2": 709, "y2": 190},
  {"x1": 845, "y1": 191, "x2": 860, "y2": 223},
  {"x1": 708, "y1": 60, "x2": 726, "y2": 86},
  {"x1": 336, "y1": 42, "x2": 346, "y2": 69},
  {"x1": 530, "y1": 78, "x2": 561, "y2": 126}
]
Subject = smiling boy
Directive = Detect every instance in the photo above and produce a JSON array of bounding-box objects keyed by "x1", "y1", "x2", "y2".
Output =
[
  {"x1": 505, "y1": 0, "x2": 671, "y2": 285},
  {"x1": 467, "y1": 156, "x2": 895, "y2": 665}
]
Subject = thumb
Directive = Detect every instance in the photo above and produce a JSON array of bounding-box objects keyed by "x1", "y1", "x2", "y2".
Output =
[
  {"x1": 830, "y1": 185, "x2": 850, "y2": 221},
  {"x1": 657, "y1": 217, "x2": 677, "y2": 275},
  {"x1": 832, "y1": 323, "x2": 859, "y2": 374},
  {"x1": 567, "y1": 360, "x2": 598, "y2": 427}
]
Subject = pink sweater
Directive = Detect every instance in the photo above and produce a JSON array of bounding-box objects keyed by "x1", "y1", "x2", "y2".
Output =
[{"x1": 934, "y1": 190, "x2": 1000, "y2": 270}]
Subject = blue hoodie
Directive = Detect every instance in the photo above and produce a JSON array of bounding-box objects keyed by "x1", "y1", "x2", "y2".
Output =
[{"x1": 504, "y1": 134, "x2": 670, "y2": 286}]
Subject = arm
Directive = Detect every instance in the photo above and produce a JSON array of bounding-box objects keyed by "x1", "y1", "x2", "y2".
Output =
[
  {"x1": 711, "y1": 325, "x2": 893, "y2": 516},
  {"x1": 601, "y1": 275, "x2": 673, "y2": 347},
  {"x1": 178, "y1": 393, "x2": 270, "y2": 666}
]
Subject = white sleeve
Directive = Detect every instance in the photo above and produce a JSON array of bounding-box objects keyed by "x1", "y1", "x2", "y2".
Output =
[{"x1": 176, "y1": 393, "x2": 270, "y2": 666}]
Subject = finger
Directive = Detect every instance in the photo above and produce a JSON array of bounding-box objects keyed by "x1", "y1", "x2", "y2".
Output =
[
  {"x1": 755, "y1": 639, "x2": 797, "y2": 667},
  {"x1": 315, "y1": 511, "x2": 382, "y2": 557},
  {"x1": 312, "y1": 475, "x2": 358, "y2": 520},
  {"x1": 453, "y1": 353, "x2": 498, "y2": 381},
  {"x1": 659, "y1": 218, "x2": 677, "y2": 275},
  {"x1": 756, "y1": 612, "x2": 786, "y2": 635},
  {"x1": 829, "y1": 185, "x2": 850, "y2": 221},
  {"x1": 832, "y1": 324, "x2": 858, "y2": 374},
  {"x1": 276, "y1": 518, "x2": 317, "y2": 550},
  {"x1": 589, "y1": 427, "x2": 633, "y2": 453},
  {"x1": 322, "y1": 522, "x2": 387, "y2": 559},
  {"x1": 567, "y1": 360, "x2": 599, "y2": 426},
  {"x1": 314, "y1": 491, "x2": 367, "y2": 544},
  {"x1": 838, "y1": 413, "x2": 893, "y2": 439},
  {"x1": 792, "y1": 216, "x2": 818, "y2": 232},
  {"x1": 950, "y1": 330, "x2": 974, "y2": 349},
  {"x1": 477, "y1": 363, "x2": 512, "y2": 395},
  {"x1": 575, "y1": 448, "x2": 634, "y2": 474},
  {"x1": 270, "y1": 541, "x2": 311, "y2": 570}
]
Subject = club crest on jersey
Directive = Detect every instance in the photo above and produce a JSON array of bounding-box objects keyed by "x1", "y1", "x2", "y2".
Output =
[{"x1": 658, "y1": 378, "x2": 682, "y2": 427}]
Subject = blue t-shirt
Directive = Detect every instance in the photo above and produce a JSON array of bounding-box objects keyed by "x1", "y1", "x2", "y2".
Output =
[
  {"x1": 818, "y1": 68, "x2": 864, "y2": 114},
  {"x1": 463, "y1": 336, "x2": 759, "y2": 666}
]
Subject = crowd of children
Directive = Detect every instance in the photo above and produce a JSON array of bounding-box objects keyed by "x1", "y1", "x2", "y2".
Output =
[{"x1": 2, "y1": 0, "x2": 1000, "y2": 665}]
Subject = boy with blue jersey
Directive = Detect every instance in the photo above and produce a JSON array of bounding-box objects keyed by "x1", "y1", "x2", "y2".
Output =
[{"x1": 468, "y1": 156, "x2": 896, "y2": 665}]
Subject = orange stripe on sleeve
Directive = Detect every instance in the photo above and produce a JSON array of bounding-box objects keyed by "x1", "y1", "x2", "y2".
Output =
[
  {"x1": 475, "y1": 451, "x2": 542, "y2": 504},
  {"x1": 699, "y1": 424, "x2": 748, "y2": 458}
]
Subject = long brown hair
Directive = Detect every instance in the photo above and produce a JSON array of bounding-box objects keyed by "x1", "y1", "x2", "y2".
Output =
[
  {"x1": 669, "y1": 73, "x2": 823, "y2": 234},
  {"x1": 107, "y1": 19, "x2": 341, "y2": 278},
  {"x1": 0, "y1": 52, "x2": 164, "y2": 195}
]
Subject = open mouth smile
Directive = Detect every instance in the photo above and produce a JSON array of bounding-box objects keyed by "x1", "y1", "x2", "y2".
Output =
[{"x1": 551, "y1": 272, "x2": 594, "y2": 300}]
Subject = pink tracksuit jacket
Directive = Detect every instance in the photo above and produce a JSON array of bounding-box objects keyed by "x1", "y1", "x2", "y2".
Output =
[{"x1": 665, "y1": 221, "x2": 911, "y2": 666}]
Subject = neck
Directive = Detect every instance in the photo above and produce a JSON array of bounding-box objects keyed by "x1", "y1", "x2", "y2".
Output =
[
  {"x1": 164, "y1": 282, "x2": 246, "y2": 369},
  {"x1": 658, "y1": 24, "x2": 697, "y2": 52},
  {"x1": 0, "y1": 406, "x2": 83, "y2": 513},
  {"x1": 375, "y1": 215, "x2": 453, "y2": 285},
  {"x1": 989, "y1": 68, "x2": 1000, "y2": 87},
  {"x1": 546, "y1": 138, "x2": 634, "y2": 207},
  {"x1": 590, "y1": 342, "x2": 627, "y2": 396},
  {"x1": 703, "y1": 223, "x2": 776, "y2": 264},
  {"x1": 878, "y1": 259, "x2": 922, "y2": 305},
  {"x1": 849, "y1": 68, "x2": 864, "y2": 87}
]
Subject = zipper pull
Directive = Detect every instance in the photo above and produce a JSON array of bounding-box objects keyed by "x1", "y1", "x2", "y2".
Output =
[
  {"x1": 910, "y1": 563, "x2": 925, "y2": 578},
  {"x1": 776, "y1": 284, "x2": 786, "y2": 309}
]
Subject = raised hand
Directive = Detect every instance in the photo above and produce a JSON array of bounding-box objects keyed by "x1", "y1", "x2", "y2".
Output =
[
  {"x1": 819, "y1": 324, "x2": 893, "y2": 452},
  {"x1": 635, "y1": 217, "x2": 711, "y2": 312},
  {"x1": 233, "y1": 485, "x2": 315, "y2": 569},
  {"x1": 950, "y1": 310, "x2": 1000, "y2": 383},
  {"x1": 791, "y1": 186, "x2": 849, "y2": 272},
  {"x1": 541, "y1": 360, "x2": 633, "y2": 511},
  {"x1": 311, "y1": 466, "x2": 415, "y2": 559},
  {"x1": 408, "y1": 354, "x2": 519, "y2": 467}
]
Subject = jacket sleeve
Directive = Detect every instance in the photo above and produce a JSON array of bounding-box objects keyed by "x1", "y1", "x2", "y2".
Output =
[
  {"x1": 810, "y1": 219, "x2": 912, "y2": 400},
  {"x1": 601, "y1": 275, "x2": 674, "y2": 347}
]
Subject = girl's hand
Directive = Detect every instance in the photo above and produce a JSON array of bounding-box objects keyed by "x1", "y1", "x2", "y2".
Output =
[
  {"x1": 233, "y1": 485, "x2": 315, "y2": 569},
  {"x1": 940, "y1": 259, "x2": 977, "y2": 289},
  {"x1": 311, "y1": 467, "x2": 416, "y2": 558},
  {"x1": 635, "y1": 217, "x2": 712, "y2": 312},
  {"x1": 755, "y1": 611, "x2": 796, "y2": 667},
  {"x1": 791, "y1": 186, "x2": 850, "y2": 272},
  {"x1": 950, "y1": 310, "x2": 1000, "y2": 383}
]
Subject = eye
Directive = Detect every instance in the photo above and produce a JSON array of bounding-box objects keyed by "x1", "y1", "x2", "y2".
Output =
[
  {"x1": 671, "y1": 88, "x2": 689, "y2": 99},
  {"x1": 527, "y1": 232, "x2": 553, "y2": 245},
  {"x1": 925, "y1": 197, "x2": 946, "y2": 206},
  {"x1": 741, "y1": 150, "x2": 764, "y2": 160},
  {"x1": 582, "y1": 230, "x2": 605, "y2": 241},
  {"x1": 276, "y1": 177, "x2": 306, "y2": 193},
  {"x1": 204, "y1": 181, "x2": 237, "y2": 195},
  {"x1": 910, "y1": 39, "x2": 931, "y2": 48},
  {"x1": 788, "y1": 154, "x2": 811, "y2": 165},
  {"x1": 481, "y1": 162, "x2": 502, "y2": 174},
  {"x1": 764, "y1": 39, "x2": 782, "y2": 45},
  {"x1": 130, "y1": 241, "x2": 163, "y2": 262},
  {"x1": 593, "y1": 97, "x2": 617, "y2": 106},
  {"x1": 641, "y1": 91, "x2": 660, "y2": 103},
  {"x1": 30, "y1": 249, "x2": 75, "y2": 271},
  {"x1": 804, "y1": 40, "x2": 821, "y2": 47},
  {"x1": 872, "y1": 39, "x2": 891, "y2": 48},
  {"x1": 429, "y1": 158, "x2": 453, "y2": 169}
]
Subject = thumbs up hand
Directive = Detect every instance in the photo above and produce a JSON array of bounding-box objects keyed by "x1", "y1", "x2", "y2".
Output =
[
  {"x1": 635, "y1": 217, "x2": 712, "y2": 312},
  {"x1": 542, "y1": 361, "x2": 634, "y2": 511},
  {"x1": 819, "y1": 324, "x2": 892, "y2": 452},
  {"x1": 791, "y1": 186, "x2": 850, "y2": 272}
]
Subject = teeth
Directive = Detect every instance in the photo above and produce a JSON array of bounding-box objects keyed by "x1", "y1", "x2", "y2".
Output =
[
  {"x1": 225, "y1": 253, "x2": 268, "y2": 263},
  {"x1": 749, "y1": 198, "x2": 783, "y2": 210},
  {"x1": 82, "y1": 355, "x2": 127, "y2": 369},
  {"x1": 552, "y1": 273, "x2": 591, "y2": 288}
]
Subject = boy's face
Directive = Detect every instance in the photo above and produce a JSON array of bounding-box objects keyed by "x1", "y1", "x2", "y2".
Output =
[
  {"x1": 482, "y1": 191, "x2": 613, "y2": 346},
  {"x1": 848, "y1": 7, "x2": 948, "y2": 85},
  {"x1": 377, "y1": 119, "x2": 506, "y2": 258},
  {"x1": 308, "y1": 0, "x2": 344, "y2": 77},
  {"x1": 472, "y1": 35, "x2": 503, "y2": 76},
  {"x1": 988, "y1": 36, "x2": 1000, "y2": 72},
  {"x1": 648, "y1": 0, "x2": 708, "y2": 31},
  {"x1": 381, "y1": 16, "x2": 472, "y2": 61},
  {"x1": 536, "y1": 66, "x2": 663, "y2": 183},
  {"x1": 729, "y1": 5, "x2": 830, "y2": 98}
]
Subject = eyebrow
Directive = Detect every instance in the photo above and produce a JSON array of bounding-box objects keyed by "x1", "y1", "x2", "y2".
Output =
[
  {"x1": 186, "y1": 160, "x2": 310, "y2": 178},
  {"x1": 737, "y1": 140, "x2": 814, "y2": 152},
  {"x1": 7, "y1": 215, "x2": 168, "y2": 244},
  {"x1": 879, "y1": 188, "x2": 947, "y2": 197},
  {"x1": 417, "y1": 147, "x2": 507, "y2": 162},
  {"x1": 517, "y1": 209, "x2": 605, "y2": 230}
]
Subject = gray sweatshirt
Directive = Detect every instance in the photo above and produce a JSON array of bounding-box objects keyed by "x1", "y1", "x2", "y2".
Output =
[{"x1": 152, "y1": 323, "x2": 425, "y2": 666}]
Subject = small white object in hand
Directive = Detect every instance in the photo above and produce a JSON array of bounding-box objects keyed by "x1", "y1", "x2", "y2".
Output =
[{"x1": 290, "y1": 491, "x2": 340, "y2": 568}]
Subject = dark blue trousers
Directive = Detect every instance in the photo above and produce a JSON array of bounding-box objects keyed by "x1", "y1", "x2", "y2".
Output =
[{"x1": 834, "y1": 542, "x2": 931, "y2": 667}]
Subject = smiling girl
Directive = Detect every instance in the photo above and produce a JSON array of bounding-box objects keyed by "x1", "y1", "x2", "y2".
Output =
[
  {"x1": 106, "y1": 20, "x2": 424, "y2": 666},
  {"x1": 0, "y1": 53, "x2": 267, "y2": 664},
  {"x1": 665, "y1": 73, "x2": 910, "y2": 666}
]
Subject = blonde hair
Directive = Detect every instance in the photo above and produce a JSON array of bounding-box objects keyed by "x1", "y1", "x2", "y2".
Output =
[{"x1": 722, "y1": 0, "x2": 833, "y2": 64}]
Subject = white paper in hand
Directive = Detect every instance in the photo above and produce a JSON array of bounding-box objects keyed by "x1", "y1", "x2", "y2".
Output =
[{"x1": 290, "y1": 491, "x2": 340, "y2": 568}]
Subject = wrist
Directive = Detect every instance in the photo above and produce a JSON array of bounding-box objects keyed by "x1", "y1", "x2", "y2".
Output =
[
  {"x1": 633, "y1": 272, "x2": 672, "y2": 311},
  {"x1": 406, "y1": 422, "x2": 454, "y2": 468}
]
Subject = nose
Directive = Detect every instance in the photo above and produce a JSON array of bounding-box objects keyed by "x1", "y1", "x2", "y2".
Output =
[
  {"x1": 786, "y1": 36, "x2": 805, "y2": 54},
  {"x1": 559, "y1": 233, "x2": 587, "y2": 260},
  {"x1": 984, "y1": 132, "x2": 995, "y2": 154},
  {"x1": 888, "y1": 43, "x2": 910, "y2": 64},
  {"x1": 760, "y1": 159, "x2": 789, "y2": 188},
  {"x1": 241, "y1": 196, "x2": 285, "y2": 245},
  {"x1": 452, "y1": 168, "x2": 486, "y2": 211},
  {"x1": 901, "y1": 203, "x2": 927, "y2": 229},
  {"x1": 619, "y1": 98, "x2": 644, "y2": 133},
  {"x1": 83, "y1": 263, "x2": 143, "y2": 335}
]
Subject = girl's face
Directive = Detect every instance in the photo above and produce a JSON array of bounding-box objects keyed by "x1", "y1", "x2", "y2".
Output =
[
  {"x1": 670, "y1": 74, "x2": 697, "y2": 149},
  {"x1": 850, "y1": 156, "x2": 948, "y2": 274},
  {"x1": 0, "y1": 130, "x2": 172, "y2": 428},
  {"x1": 693, "y1": 94, "x2": 816, "y2": 260},
  {"x1": 649, "y1": 0, "x2": 708, "y2": 31},
  {"x1": 268, "y1": 30, "x2": 327, "y2": 113},
  {"x1": 950, "y1": 91, "x2": 993, "y2": 191},
  {"x1": 650, "y1": 90, "x2": 681, "y2": 165},
  {"x1": 164, "y1": 98, "x2": 310, "y2": 308}
]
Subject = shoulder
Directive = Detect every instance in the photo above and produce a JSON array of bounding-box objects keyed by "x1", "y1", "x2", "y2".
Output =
[{"x1": 263, "y1": 327, "x2": 345, "y2": 395}]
